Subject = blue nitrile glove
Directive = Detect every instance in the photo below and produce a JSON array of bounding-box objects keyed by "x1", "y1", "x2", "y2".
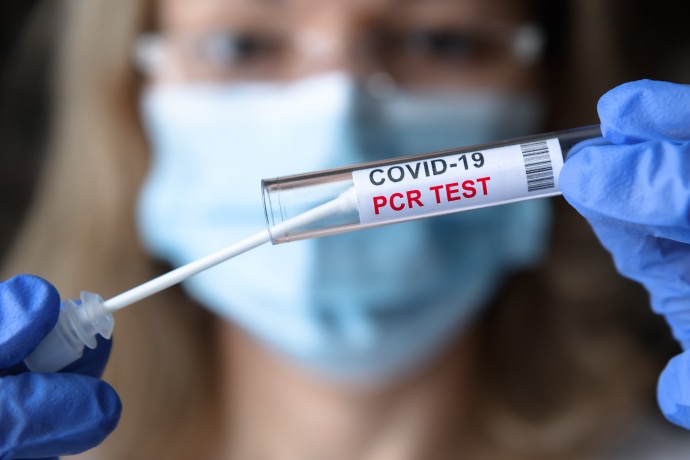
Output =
[
  {"x1": 560, "y1": 79, "x2": 690, "y2": 429},
  {"x1": 0, "y1": 274, "x2": 121, "y2": 460}
]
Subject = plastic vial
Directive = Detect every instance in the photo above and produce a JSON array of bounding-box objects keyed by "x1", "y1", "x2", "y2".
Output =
[
  {"x1": 24, "y1": 292, "x2": 114, "y2": 373},
  {"x1": 262, "y1": 124, "x2": 603, "y2": 243}
]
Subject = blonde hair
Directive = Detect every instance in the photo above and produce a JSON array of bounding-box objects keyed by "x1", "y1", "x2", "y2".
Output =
[
  {"x1": 3, "y1": 1, "x2": 663, "y2": 459},
  {"x1": 3, "y1": 1, "x2": 220, "y2": 458}
]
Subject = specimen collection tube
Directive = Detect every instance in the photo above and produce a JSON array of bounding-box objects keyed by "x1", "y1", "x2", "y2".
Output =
[
  {"x1": 263, "y1": 124, "x2": 603, "y2": 243},
  {"x1": 24, "y1": 124, "x2": 603, "y2": 372}
]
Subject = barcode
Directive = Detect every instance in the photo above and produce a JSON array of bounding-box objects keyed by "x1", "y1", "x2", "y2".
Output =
[{"x1": 521, "y1": 140, "x2": 555, "y2": 192}]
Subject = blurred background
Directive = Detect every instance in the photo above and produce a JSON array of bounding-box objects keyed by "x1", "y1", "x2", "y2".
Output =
[{"x1": 0, "y1": 0, "x2": 60, "y2": 261}]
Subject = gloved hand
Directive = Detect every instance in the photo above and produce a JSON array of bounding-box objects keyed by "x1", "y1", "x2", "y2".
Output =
[
  {"x1": 560, "y1": 79, "x2": 690, "y2": 429},
  {"x1": 0, "y1": 274, "x2": 121, "y2": 460}
]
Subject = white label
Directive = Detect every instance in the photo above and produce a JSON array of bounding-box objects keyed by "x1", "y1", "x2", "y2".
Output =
[{"x1": 352, "y1": 138, "x2": 563, "y2": 225}]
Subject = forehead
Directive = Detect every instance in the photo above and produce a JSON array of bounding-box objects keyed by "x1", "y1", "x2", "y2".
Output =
[{"x1": 158, "y1": 0, "x2": 532, "y2": 31}]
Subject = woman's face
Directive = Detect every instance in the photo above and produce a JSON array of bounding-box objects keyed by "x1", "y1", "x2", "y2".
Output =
[
  {"x1": 154, "y1": 0, "x2": 540, "y2": 90},
  {"x1": 139, "y1": 0, "x2": 551, "y2": 384}
]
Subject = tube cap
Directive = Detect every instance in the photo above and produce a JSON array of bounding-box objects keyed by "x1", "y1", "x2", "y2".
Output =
[{"x1": 24, "y1": 292, "x2": 114, "y2": 373}]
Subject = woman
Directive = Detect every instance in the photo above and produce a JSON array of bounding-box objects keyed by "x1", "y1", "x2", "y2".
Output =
[{"x1": 1, "y1": 0, "x2": 674, "y2": 458}]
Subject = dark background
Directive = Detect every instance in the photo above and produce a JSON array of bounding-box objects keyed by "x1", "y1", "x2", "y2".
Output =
[{"x1": 0, "y1": 0, "x2": 60, "y2": 260}]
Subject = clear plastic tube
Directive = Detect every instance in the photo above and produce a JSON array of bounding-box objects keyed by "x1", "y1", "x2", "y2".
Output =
[
  {"x1": 23, "y1": 124, "x2": 603, "y2": 372},
  {"x1": 263, "y1": 124, "x2": 602, "y2": 243}
]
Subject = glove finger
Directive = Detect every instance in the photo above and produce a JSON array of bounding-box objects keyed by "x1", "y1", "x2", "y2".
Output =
[
  {"x1": 561, "y1": 141, "x2": 690, "y2": 241},
  {"x1": 598, "y1": 80, "x2": 690, "y2": 144},
  {"x1": 61, "y1": 334, "x2": 113, "y2": 378},
  {"x1": 0, "y1": 372, "x2": 121, "y2": 459},
  {"x1": 585, "y1": 221, "x2": 690, "y2": 348},
  {"x1": 0, "y1": 275, "x2": 60, "y2": 369},
  {"x1": 658, "y1": 350, "x2": 690, "y2": 429}
]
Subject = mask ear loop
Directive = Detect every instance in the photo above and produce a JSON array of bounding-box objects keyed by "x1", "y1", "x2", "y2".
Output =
[
  {"x1": 133, "y1": 33, "x2": 166, "y2": 78},
  {"x1": 133, "y1": 33, "x2": 196, "y2": 83},
  {"x1": 511, "y1": 24, "x2": 545, "y2": 67}
]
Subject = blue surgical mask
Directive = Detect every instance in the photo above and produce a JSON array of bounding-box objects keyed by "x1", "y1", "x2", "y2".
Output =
[{"x1": 137, "y1": 73, "x2": 550, "y2": 384}]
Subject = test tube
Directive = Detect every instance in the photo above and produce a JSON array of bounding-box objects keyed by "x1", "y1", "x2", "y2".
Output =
[
  {"x1": 263, "y1": 124, "x2": 603, "y2": 243},
  {"x1": 23, "y1": 124, "x2": 603, "y2": 373}
]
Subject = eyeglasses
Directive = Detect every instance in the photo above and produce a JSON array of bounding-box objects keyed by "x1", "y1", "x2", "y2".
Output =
[{"x1": 135, "y1": 23, "x2": 543, "y2": 87}]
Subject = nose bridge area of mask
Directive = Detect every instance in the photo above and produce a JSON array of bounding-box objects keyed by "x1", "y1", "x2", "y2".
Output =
[{"x1": 263, "y1": 125, "x2": 603, "y2": 243}]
